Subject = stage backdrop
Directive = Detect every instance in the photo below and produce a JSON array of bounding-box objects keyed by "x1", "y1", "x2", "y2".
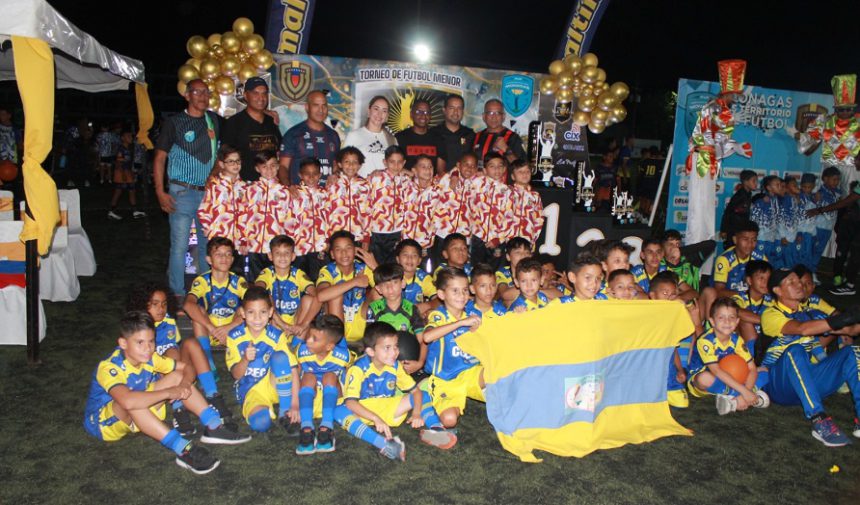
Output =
[{"x1": 667, "y1": 79, "x2": 832, "y2": 236}]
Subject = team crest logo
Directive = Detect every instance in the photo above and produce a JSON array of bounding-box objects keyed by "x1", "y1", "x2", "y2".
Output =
[
  {"x1": 684, "y1": 91, "x2": 715, "y2": 137},
  {"x1": 795, "y1": 103, "x2": 828, "y2": 132},
  {"x1": 227, "y1": 298, "x2": 237, "y2": 308},
  {"x1": 386, "y1": 379, "x2": 396, "y2": 390},
  {"x1": 290, "y1": 288, "x2": 299, "y2": 298},
  {"x1": 564, "y1": 373, "x2": 604, "y2": 413},
  {"x1": 279, "y1": 61, "x2": 313, "y2": 103},
  {"x1": 501, "y1": 74, "x2": 534, "y2": 118},
  {"x1": 553, "y1": 99, "x2": 572, "y2": 123}
]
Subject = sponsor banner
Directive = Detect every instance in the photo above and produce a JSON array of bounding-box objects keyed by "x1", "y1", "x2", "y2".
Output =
[
  {"x1": 265, "y1": 0, "x2": 317, "y2": 55},
  {"x1": 667, "y1": 78, "x2": 832, "y2": 233},
  {"x1": 555, "y1": 0, "x2": 613, "y2": 57}
]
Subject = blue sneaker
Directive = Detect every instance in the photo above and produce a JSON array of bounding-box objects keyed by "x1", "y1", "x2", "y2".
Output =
[
  {"x1": 315, "y1": 426, "x2": 336, "y2": 453},
  {"x1": 812, "y1": 416, "x2": 851, "y2": 447},
  {"x1": 296, "y1": 428, "x2": 316, "y2": 455}
]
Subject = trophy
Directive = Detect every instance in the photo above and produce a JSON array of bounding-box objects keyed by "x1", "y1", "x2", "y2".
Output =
[
  {"x1": 611, "y1": 187, "x2": 626, "y2": 223},
  {"x1": 575, "y1": 162, "x2": 596, "y2": 212},
  {"x1": 624, "y1": 192, "x2": 635, "y2": 223},
  {"x1": 536, "y1": 122, "x2": 556, "y2": 186}
]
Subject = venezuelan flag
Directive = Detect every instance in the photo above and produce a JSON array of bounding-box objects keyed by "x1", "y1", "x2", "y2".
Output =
[{"x1": 457, "y1": 300, "x2": 693, "y2": 462}]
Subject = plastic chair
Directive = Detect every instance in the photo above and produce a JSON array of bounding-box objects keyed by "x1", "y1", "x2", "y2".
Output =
[
  {"x1": 0, "y1": 220, "x2": 47, "y2": 345},
  {"x1": 21, "y1": 200, "x2": 80, "y2": 301},
  {"x1": 58, "y1": 189, "x2": 96, "y2": 276}
]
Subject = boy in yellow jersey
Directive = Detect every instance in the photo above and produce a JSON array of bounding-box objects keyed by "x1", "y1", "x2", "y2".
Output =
[
  {"x1": 469, "y1": 263, "x2": 508, "y2": 318},
  {"x1": 606, "y1": 269, "x2": 638, "y2": 300},
  {"x1": 549, "y1": 255, "x2": 608, "y2": 305},
  {"x1": 433, "y1": 233, "x2": 474, "y2": 280},
  {"x1": 594, "y1": 240, "x2": 644, "y2": 299},
  {"x1": 334, "y1": 322, "x2": 457, "y2": 461},
  {"x1": 295, "y1": 315, "x2": 351, "y2": 454},
  {"x1": 507, "y1": 258, "x2": 550, "y2": 313},
  {"x1": 732, "y1": 260, "x2": 774, "y2": 361},
  {"x1": 255, "y1": 235, "x2": 317, "y2": 340},
  {"x1": 395, "y1": 239, "x2": 438, "y2": 317},
  {"x1": 183, "y1": 236, "x2": 248, "y2": 388},
  {"x1": 423, "y1": 266, "x2": 485, "y2": 428},
  {"x1": 649, "y1": 271, "x2": 695, "y2": 408},
  {"x1": 316, "y1": 230, "x2": 377, "y2": 345},
  {"x1": 496, "y1": 237, "x2": 533, "y2": 306},
  {"x1": 688, "y1": 297, "x2": 769, "y2": 415},
  {"x1": 226, "y1": 287, "x2": 301, "y2": 434},
  {"x1": 712, "y1": 220, "x2": 767, "y2": 298},
  {"x1": 83, "y1": 311, "x2": 250, "y2": 475}
]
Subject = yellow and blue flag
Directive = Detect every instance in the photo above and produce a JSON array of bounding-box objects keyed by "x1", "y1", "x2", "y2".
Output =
[{"x1": 457, "y1": 300, "x2": 693, "y2": 462}]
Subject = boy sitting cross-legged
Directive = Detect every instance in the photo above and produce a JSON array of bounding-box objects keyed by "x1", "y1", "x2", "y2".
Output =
[
  {"x1": 334, "y1": 322, "x2": 458, "y2": 462},
  {"x1": 83, "y1": 311, "x2": 250, "y2": 475}
]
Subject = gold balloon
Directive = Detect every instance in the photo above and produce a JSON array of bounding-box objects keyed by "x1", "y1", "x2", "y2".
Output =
[
  {"x1": 253, "y1": 50, "x2": 274, "y2": 70},
  {"x1": 242, "y1": 34, "x2": 265, "y2": 55},
  {"x1": 177, "y1": 81, "x2": 187, "y2": 96},
  {"x1": 548, "y1": 59, "x2": 565, "y2": 76},
  {"x1": 177, "y1": 64, "x2": 199, "y2": 83},
  {"x1": 572, "y1": 110, "x2": 590, "y2": 126},
  {"x1": 206, "y1": 81, "x2": 216, "y2": 94},
  {"x1": 581, "y1": 66, "x2": 599, "y2": 84},
  {"x1": 209, "y1": 44, "x2": 225, "y2": 60},
  {"x1": 610, "y1": 104, "x2": 628, "y2": 122},
  {"x1": 564, "y1": 54, "x2": 582, "y2": 74},
  {"x1": 579, "y1": 96, "x2": 597, "y2": 112},
  {"x1": 214, "y1": 75, "x2": 235, "y2": 95},
  {"x1": 207, "y1": 33, "x2": 222, "y2": 47},
  {"x1": 233, "y1": 17, "x2": 255, "y2": 38},
  {"x1": 602, "y1": 82, "x2": 610, "y2": 91},
  {"x1": 597, "y1": 91, "x2": 618, "y2": 111},
  {"x1": 539, "y1": 76, "x2": 557, "y2": 95},
  {"x1": 221, "y1": 31, "x2": 241, "y2": 53},
  {"x1": 185, "y1": 58, "x2": 202, "y2": 70},
  {"x1": 208, "y1": 93, "x2": 221, "y2": 110},
  {"x1": 220, "y1": 56, "x2": 240, "y2": 77},
  {"x1": 186, "y1": 35, "x2": 208, "y2": 59},
  {"x1": 558, "y1": 88, "x2": 574, "y2": 103},
  {"x1": 592, "y1": 109, "x2": 609, "y2": 123},
  {"x1": 199, "y1": 58, "x2": 220, "y2": 79},
  {"x1": 588, "y1": 121, "x2": 605, "y2": 134},
  {"x1": 582, "y1": 52, "x2": 599, "y2": 67},
  {"x1": 237, "y1": 52, "x2": 250, "y2": 63},
  {"x1": 238, "y1": 63, "x2": 257, "y2": 81},
  {"x1": 557, "y1": 70, "x2": 575, "y2": 87},
  {"x1": 610, "y1": 82, "x2": 630, "y2": 101},
  {"x1": 596, "y1": 68, "x2": 607, "y2": 83}
]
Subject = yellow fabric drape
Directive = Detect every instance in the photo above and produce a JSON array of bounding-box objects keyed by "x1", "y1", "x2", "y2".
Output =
[
  {"x1": 135, "y1": 82, "x2": 154, "y2": 149},
  {"x1": 12, "y1": 36, "x2": 60, "y2": 256}
]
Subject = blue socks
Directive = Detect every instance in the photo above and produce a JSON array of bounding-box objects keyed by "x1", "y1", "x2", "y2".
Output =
[
  {"x1": 199, "y1": 405, "x2": 222, "y2": 430},
  {"x1": 334, "y1": 405, "x2": 386, "y2": 449},
  {"x1": 160, "y1": 429, "x2": 190, "y2": 456},
  {"x1": 707, "y1": 376, "x2": 731, "y2": 396},
  {"x1": 745, "y1": 339, "x2": 757, "y2": 362},
  {"x1": 321, "y1": 385, "x2": 338, "y2": 429},
  {"x1": 197, "y1": 370, "x2": 218, "y2": 398},
  {"x1": 248, "y1": 409, "x2": 273, "y2": 432},
  {"x1": 299, "y1": 387, "x2": 315, "y2": 429},
  {"x1": 270, "y1": 351, "x2": 294, "y2": 418},
  {"x1": 411, "y1": 391, "x2": 444, "y2": 429},
  {"x1": 196, "y1": 336, "x2": 218, "y2": 380}
]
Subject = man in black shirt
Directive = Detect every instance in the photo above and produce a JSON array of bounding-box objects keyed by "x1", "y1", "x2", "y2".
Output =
[
  {"x1": 473, "y1": 99, "x2": 526, "y2": 167},
  {"x1": 430, "y1": 94, "x2": 474, "y2": 174},
  {"x1": 395, "y1": 99, "x2": 445, "y2": 172},
  {"x1": 720, "y1": 169, "x2": 758, "y2": 247},
  {"x1": 221, "y1": 76, "x2": 282, "y2": 181}
]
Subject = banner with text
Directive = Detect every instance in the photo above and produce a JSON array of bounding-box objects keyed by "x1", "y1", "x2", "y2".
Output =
[
  {"x1": 667, "y1": 78, "x2": 832, "y2": 236},
  {"x1": 555, "y1": 0, "x2": 612, "y2": 57},
  {"x1": 265, "y1": 0, "x2": 316, "y2": 55}
]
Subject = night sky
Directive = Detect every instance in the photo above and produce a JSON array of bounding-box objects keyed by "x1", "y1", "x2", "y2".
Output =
[{"x1": 48, "y1": 0, "x2": 860, "y2": 94}]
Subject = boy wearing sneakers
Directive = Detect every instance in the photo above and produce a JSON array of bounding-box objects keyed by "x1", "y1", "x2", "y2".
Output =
[
  {"x1": 254, "y1": 235, "x2": 317, "y2": 338},
  {"x1": 83, "y1": 311, "x2": 250, "y2": 475},
  {"x1": 334, "y1": 322, "x2": 457, "y2": 462}
]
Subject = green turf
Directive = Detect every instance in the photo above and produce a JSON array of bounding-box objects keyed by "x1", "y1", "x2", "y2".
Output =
[{"x1": 1, "y1": 187, "x2": 859, "y2": 505}]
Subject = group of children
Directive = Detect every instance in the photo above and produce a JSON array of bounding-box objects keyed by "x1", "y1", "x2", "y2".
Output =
[{"x1": 196, "y1": 144, "x2": 544, "y2": 283}]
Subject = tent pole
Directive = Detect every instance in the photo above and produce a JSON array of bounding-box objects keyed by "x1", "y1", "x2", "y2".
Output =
[{"x1": 24, "y1": 202, "x2": 40, "y2": 365}]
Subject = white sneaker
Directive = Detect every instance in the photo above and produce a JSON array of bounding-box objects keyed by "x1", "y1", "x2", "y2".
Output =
[
  {"x1": 107, "y1": 210, "x2": 123, "y2": 221},
  {"x1": 753, "y1": 390, "x2": 770, "y2": 408},
  {"x1": 715, "y1": 394, "x2": 737, "y2": 415},
  {"x1": 132, "y1": 210, "x2": 147, "y2": 219}
]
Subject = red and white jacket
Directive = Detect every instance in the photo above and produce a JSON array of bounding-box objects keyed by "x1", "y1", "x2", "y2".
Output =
[
  {"x1": 403, "y1": 179, "x2": 439, "y2": 249},
  {"x1": 433, "y1": 170, "x2": 473, "y2": 240},
  {"x1": 285, "y1": 185, "x2": 329, "y2": 256},
  {"x1": 326, "y1": 174, "x2": 371, "y2": 244},
  {"x1": 367, "y1": 169, "x2": 416, "y2": 234},
  {"x1": 241, "y1": 178, "x2": 289, "y2": 254},
  {"x1": 468, "y1": 174, "x2": 513, "y2": 247},
  {"x1": 509, "y1": 184, "x2": 544, "y2": 244},
  {"x1": 197, "y1": 175, "x2": 246, "y2": 248}
]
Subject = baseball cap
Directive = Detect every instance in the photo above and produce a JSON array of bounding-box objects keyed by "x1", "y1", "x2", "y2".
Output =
[
  {"x1": 767, "y1": 269, "x2": 793, "y2": 293},
  {"x1": 244, "y1": 77, "x2": 268, "y2": 92}
]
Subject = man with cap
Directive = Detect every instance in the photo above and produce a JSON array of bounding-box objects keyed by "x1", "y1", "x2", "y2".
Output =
[
  {"x1": 685, "y1": 60, "x2": 753, "y2": 249},
  {"x1": 221, "y1": 76, "x2": 282, "y2": 181},
  {"x1": 760, "y1": 269, "x2": 860, "y2": 446},
  {"x1": 793, "y1": 74, "x2": 860, "y2": 195}
]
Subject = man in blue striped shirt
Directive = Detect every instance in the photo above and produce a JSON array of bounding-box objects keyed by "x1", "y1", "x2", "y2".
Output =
[{"x1": 153, "y1": 79, "x2": 221, "y2": 298}]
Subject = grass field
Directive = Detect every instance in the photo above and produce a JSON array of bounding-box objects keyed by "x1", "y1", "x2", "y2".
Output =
[{"x1": 1, "y1": 187, "x2": 859, "y2": 505}]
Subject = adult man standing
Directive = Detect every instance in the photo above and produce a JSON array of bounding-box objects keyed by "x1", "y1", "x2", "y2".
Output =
[
  {"x1": 430, "y1": 94, "x2": 474, "y2": 174},
  {"x1": 279, "y1": 90, "x2": 340, "y2": 185},
  {"x1": 472, "y1": 99, "x2": 526, "y2": 166},
  {"x1": 395, "y1": 99, "x2": 445, "y2": 172},
  {"x1": 221, "y1": 77, "x2": 281, "y2": 181},
  {"x1": 153, "y1": 79, "x2": 220, "y2": 299}
]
